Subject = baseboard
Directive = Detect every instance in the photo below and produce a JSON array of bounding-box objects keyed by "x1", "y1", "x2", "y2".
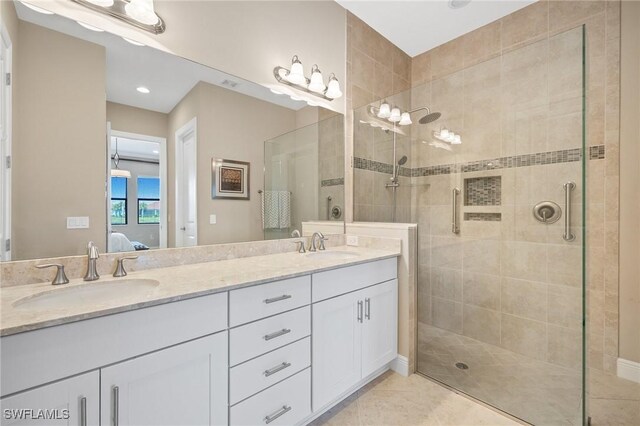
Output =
[
  {"x1": 390, "y1": 355, "x2": 409, "y2": 377},
  {"x1": 617, "y1": 357, "x2": 640, "y2": 383}
]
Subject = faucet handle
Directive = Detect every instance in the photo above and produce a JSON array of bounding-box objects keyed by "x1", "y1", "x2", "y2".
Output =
[
  {"x1": 113, "y1": 256, "x2": 138, "y2": 277},
  {"x1": 293, "y1": 240, "x2": 306, "y2": 254},
  {"x1": 318, "y1": 235, "x2": 329, "y2": 251},
  {"x1": 35, "y1": 263, "x2": 70, "y2": 285}
]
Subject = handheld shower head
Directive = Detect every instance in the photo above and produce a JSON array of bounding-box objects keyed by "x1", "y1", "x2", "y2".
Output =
[
  {"x1": 393, "y1": 155, "x2": 408, "y2": 181},
  {"x1": 397, "y1": 155, "x2": 408, "y2": 166}
]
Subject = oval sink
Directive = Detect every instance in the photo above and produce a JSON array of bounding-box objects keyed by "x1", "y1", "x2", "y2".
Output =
[
  {"x1": 305, "y1": 251, "x2": 360, "y2": 260},
  {"x1": 13, "y1": 279, "x2": 160, "y2": 310}
]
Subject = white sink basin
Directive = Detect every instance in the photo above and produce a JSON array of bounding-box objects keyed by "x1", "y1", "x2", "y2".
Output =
[
  {"x1": 305, "y1": 250, "x2": 360, "y2": 260},
  {"x1": 13, "y1": 279, "x2": 160, "y2": 310}
]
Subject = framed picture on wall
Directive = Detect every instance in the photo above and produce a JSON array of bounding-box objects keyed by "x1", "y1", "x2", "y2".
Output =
[{"x1": 211, "y1": 158, "x2": 250, "y2": 200}]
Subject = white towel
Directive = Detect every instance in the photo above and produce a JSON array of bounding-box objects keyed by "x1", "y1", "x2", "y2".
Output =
[
  {"x1": 109, "y1": 232, "x2": 135, "y2": 252},
  {"x1": 261, "y1": 190, "x2": 291, "y2": 230}
]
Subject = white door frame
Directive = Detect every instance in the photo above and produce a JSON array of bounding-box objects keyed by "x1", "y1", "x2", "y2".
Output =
[
  {"x1": 0, "y1": 21, "x2": 12, "y2": 261},
  {"x1": 108, "y1": 129, "x2": 168, "y2": 249},
  {"x1": 174, "y1": 117, "x2": 198, "y2": 247}
]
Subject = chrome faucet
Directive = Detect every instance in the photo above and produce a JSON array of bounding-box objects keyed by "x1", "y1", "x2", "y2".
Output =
[
  {"x1": 83, "y1": 241, "x2": 100, "y2": 281},
  {"x1": 290, "y1": 229, "x2": 301, "y2": 238},
  {"x1": 35, "y1": 263, "x2": 70, "y2": 285},
  {"x1": 309, "y1": 232, "x2": 328, "y2": 252}
]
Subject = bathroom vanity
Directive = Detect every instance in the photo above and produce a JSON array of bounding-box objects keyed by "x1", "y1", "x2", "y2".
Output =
[{"x1": 0, "y1": 248, "x2": 398, "y2": 426}]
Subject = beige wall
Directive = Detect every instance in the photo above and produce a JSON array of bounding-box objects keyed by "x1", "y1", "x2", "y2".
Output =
[
  {"x1": 31, "y1": 0, "x2": 347, "y2": 115},
  {"x1": 13, "y1": 21, "x2": 106, "y2": 260},
  {"x1": 167, "y1": 82, "x2": 297, "y2": 247},
  {"x1": 619, "y1": 0, "x2": 640, "y2": 364},
  {"x1": 106, "y1": 102, "x2": 168, "y2": 140}
]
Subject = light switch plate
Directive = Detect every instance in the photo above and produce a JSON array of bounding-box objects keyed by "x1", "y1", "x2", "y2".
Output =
[
  {"x1": 346, "y1": 235, "x2": 359, "y2": 246},
  {"x1": 67, "y1": 216, "x2": 89, "y2": 229},
  {"x1": 209, "y1": 214, "x2": 217, "y2": 224}
]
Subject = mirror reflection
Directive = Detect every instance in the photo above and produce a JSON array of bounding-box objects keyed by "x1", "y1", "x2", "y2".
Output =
[{"x1": 4, "y1": 1, "x2": 344, "y2": 261}]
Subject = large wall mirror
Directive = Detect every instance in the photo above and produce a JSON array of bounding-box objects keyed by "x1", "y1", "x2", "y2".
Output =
[{"x1": 2, "y1": 1, "x2": 345, "y2": 261}]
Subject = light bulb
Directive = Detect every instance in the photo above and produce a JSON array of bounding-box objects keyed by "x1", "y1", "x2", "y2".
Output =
[
  {"x1": 125, "y1": 0, "x2": 159, "y2": 26},
  {"x1": 389, "y1": 107, "x2": 401, "y2": 123},
  {"x1": 440, "y1": 129, "x2": 450, "y2": 139},
  {"x1": 308, "y1": 65, "x2": 326, "y2": 94},
  {"x1": 325, "y1": 74, "x2": 342, "y2": 99},
  {"x1": 452, "y1": 134, "x2": 462, "y2": 144},
  {"x1": 399, "y1": 112, "x2": 412, "y2": 126},
  {"x1": 86, "y1": 0, "x2": 114, "y2": 6},
  {"x1": 287, "y1": 55, "x2": 307, "y2": 86},
  {"x1": 377, "y1": 102, "x2": 391, "y2": 119}
]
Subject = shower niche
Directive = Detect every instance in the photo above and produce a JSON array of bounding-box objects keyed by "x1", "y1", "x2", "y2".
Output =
[{"x1": 463, "y1": 175, "x2": 502, "y2": 221}]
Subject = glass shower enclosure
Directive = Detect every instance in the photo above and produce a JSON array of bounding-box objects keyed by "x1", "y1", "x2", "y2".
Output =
[{"x1": 353, "y1": 26, "x2": 586, "y2": 425}]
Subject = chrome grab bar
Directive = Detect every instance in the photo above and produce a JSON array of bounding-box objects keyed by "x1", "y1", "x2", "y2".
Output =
[
  {"x1": 112, "y1": 386, "x2": 119, "y2": 426},
  {"x1": 452, "y1": 188, "x2": 460, "y2": 234},
  {"x1": 264, "y1": 294, "x2": 292, "y2": 304},
  {"x1": 264, "y1": 405, "x2": 292, "y2": 424},
  {"x1": 264, "y1": 362, "x2": 292, "y2": 377},
  {"x1": 263, "y1": 328, "x2": 291, "y2": 341},
  {"x1": 563, "y1": 182, "x2": 576, "y2": 242}
]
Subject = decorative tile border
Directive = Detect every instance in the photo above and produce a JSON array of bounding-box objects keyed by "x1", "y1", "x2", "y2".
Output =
[
  {"x1": 353, "y1": 145, "x2": 604, "y2": 177},
  {"x1": 321, "y1": 177, "x2": 345, "y2": 187}
]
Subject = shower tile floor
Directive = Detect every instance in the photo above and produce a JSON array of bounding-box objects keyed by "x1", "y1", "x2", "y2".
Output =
[{"x1": 417, "y1": 323, "x2": 640, "y2": 426}]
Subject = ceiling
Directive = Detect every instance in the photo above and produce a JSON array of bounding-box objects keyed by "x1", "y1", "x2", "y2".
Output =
[
  {"x1": 15, "y1": 1, "x2": 307, "y2": 113},
  {"x1": 111, "y1": 137, "x2": 159, "y2": 162},
  {"x1": 336, "y1": 0, "x2": 536, "y2": 57}
]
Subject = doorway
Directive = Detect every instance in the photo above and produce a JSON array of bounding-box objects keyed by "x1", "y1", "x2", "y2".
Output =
[{"x1": 174, "y1": 118, "x2": 198, "y2": 248}]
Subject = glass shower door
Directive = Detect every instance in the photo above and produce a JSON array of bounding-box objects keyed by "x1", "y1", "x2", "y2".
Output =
[{"x1": 415, "y1": 25, "x2": 586, "y2": 425}]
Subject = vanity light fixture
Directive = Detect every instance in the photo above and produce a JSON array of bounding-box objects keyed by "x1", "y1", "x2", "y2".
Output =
[
  {"x1": 377, "y1": 101, "x2": 391, "y2": 119},
  {"x1": 274, "y1": 55, "x2": 343, "y2": 101},
  {"x1": 70, "y1": 0, "x2": 165, "y2": 34},
  {"x1": 398, "y1": 112, "x2": 412, "y2": 126},
  {"x1": 19, "y1": 1, "x2": 54, "y2": 15},
  {"x1": 433, "y1": 127, "x2": 462, "y2": 145},
  {"x1": 369, "y1": 103, "x2": 413, "y2": 127},
  {"x1": 77, "y1": 21, "x2": 105, "y2": 32},
  {"x1": 111, "y1": 138, "x2": 132, "y2": 179},
  {"x1": 136, "y1": 86, "x2": 150, "y2": 94},
  {"x1": 389, "y1": 107, "x2": 402, "y2": 123}
]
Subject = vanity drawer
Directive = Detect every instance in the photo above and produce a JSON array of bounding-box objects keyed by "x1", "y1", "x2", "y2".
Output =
[
  {"x1": 230, "y1": 336, "x2": 310, "y2": 405},
  {"x1": 229, "y1": 276, "x2": 311, "y2": 327},
  {"x1": 312, "y1": 257, "x2": 397, "y2": 302},
  {"x1": 230, "y1": 306, "x2": 310, "y2": 366},
  {"x1": 230, "y1": 369, "x2": 311, "y2": 426}
]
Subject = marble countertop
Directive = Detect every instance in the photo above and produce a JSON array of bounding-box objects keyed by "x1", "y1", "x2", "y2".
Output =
[{"x1": 0, "y1": 246, "x2": 399, "y2": 337}]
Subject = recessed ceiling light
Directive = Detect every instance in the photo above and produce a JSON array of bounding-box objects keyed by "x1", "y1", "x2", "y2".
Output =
[
  {"x1": 122, "y1": 37, "x2": 145, "y2": 47},
  {"x1": 152, "y1": 150, "x2": 159, "y2": 154},
  {"x1": 136, "y1": 86, "x2": 150, "y2": 94},
  {"x1": 77, "y1": 21, "x2": 105, "y2": 32},
  {"x1": 20, "y1": 1, "x2": 54, "y2": 14},
  {"x1": 449, "y1": 0, "x2": 472, "y2": 9}
]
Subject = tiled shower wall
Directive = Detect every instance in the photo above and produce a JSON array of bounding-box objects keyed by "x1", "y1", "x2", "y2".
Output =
[{"x1": 347, "y1": 0, "x2": 621, "y2": 374}]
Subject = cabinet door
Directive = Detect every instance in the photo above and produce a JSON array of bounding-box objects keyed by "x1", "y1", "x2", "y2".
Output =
[
  {"x1": 100, "y1": 332, "x2": 228, "y2": 426},
  {"x1": 361, "y1": 279, "x2": 398, "y2": 378},
  {"x1": 0, "y1": 371, "x2": 98, "y2": 425},
  {"x1": 312, "y1": 291, "x2": 362, "y2": 411}
]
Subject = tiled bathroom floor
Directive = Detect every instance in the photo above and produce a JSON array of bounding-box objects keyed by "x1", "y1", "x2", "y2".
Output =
[
  {"x1": 310, "y1": 371, "x2": 520, "y2": 426},
  {"x1": 416, "y1": 323, "x2": 640, "y2": 426}
]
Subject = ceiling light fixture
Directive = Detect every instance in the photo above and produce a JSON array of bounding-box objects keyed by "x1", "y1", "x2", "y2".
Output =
[
  {"x1": 70, "y1": 0, "x2": 165, "y2": 34},
  {"x1": 19, "y1": 2, "x2": 54, "y2": 15},
  {"x1": 122, "y1": 37, "x2": 145, "y2": 46},
  {"x1": 274, "y1": 55, "x2": 343, "y2": 101},
  {"x1": 449, "y1": 0, "x2": 472, "y2": 9},
  {"x1": 136, "y1": 86, "x2": 150, "y2": 94},
  {"x1": 77, "y1": 21, "x2": 105, "y2": 32}
]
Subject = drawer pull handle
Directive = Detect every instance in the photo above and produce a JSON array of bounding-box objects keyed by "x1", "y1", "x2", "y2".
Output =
[
  {"x1": 264, "y1": 405, "x2": 292, "y2": 424},
  {"x1": 264, "y1": 362, "x2": 292, "y2": 377},
  {"x1": 357, "y1": 300, "x2": 363, "y2": 323},
  {"x1": 80, "y1": 396, "x2": 87, "y2": 426},
  {"x1": 112, "y1": 386, "x2": 119, "y2": 426},
  {"x1": 264, "y1": 328, "x2": 291, "y2": 341},
  {"x1": 365, "y1": 297, "x2": 371, "y2": 320},
  {"x1": 264, "y1": 294, "x2": 292, "y2": 304}
]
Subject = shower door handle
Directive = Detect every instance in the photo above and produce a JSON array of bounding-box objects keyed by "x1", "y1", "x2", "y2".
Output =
[
  {"x1": 452, "y1": 188, "x2": 460, "y2": 234},
  {"x1": 563, "y1": 182, "x2": 576, "y2": 242}
]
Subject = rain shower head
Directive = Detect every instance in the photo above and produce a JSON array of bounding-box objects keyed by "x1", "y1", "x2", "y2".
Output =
[{"x1": 419, "y1": 112, "x2": 442, "y2": 124}]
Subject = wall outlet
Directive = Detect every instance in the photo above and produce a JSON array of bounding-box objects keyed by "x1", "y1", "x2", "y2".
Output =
[
  {"x1": 209, "y1": 214, "x2": 217, "y2": 224},
  {"x1": 346, "y1": 235, "x2": 359, "y2": 246},
  {"x1": 67, "y1": 217, "x2": 89, "y2": 229}
]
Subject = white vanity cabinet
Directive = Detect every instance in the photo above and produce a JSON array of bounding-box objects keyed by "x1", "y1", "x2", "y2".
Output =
[
  {"x1": 311, "y1": 258, "x2": 398, "y2": 413},
  {"x1": 100, "y1": 332, "x2": 228, "y2": 426},
  {"x1": 0, "y1": 371, "x2": 99, "y2": 426}
]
